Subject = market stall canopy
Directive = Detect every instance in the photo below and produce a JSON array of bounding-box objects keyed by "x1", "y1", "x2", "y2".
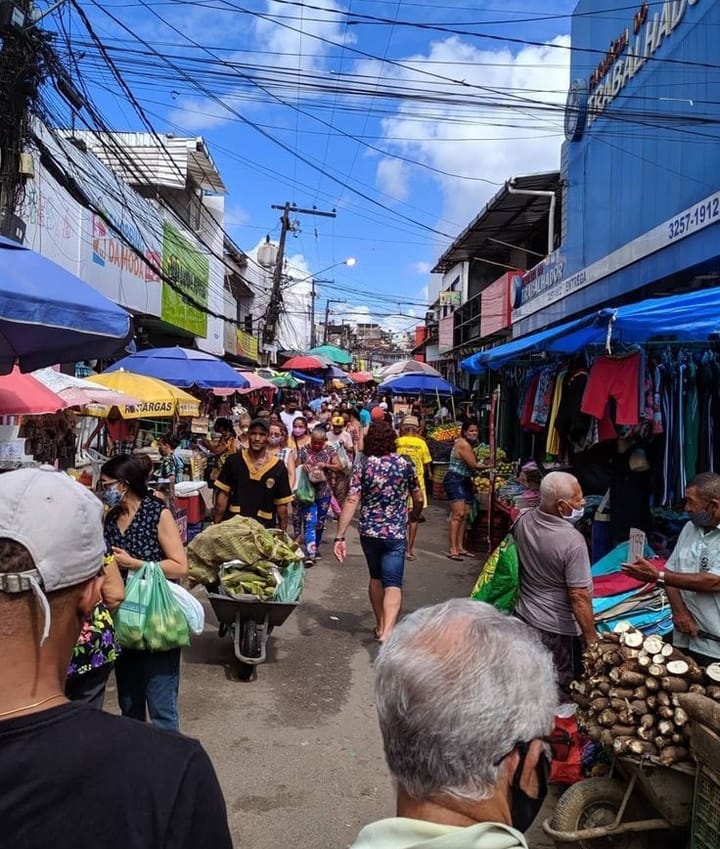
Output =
[
  {"x1": 32, "y1": 367, "x2": 141, "y2": 408},
  {"x1": 0, "y1": 235, "x2": 133, "y2": 373},
  {"x1": 459, "y1": 313, "x2": 608, "y2": 374},
  {"x1": 280, "y1": 354, "x2": 330, "y2": 371},
  {"x1": 85, "y1": 371, "x2": 200, "y2": 418},
  {"x1": 292, "y1": 370, "x2": 324, "y2": 385},
  {"x1": 377, "y1": 359, "x2": 443, "y2": 379},
  {"x1": 105, "y1": 346, "x2": 249, "y2": 389},
  {"x1": 212, "y1": 371, "x2": 277, "y2": 396},
  {"x1": 378, "y1": 373, "x2": 462, "y2": 395},
  {"x1": 326, "y1": 365, "x2": 351, "y2": 381},
  {"x1": 268, "y1": 372, "x2": 304, "y2": 388},
  {"x1": 0, "y1": 367, "x2": 70, "y2": 415},
  {"x1": 348, "y1": 371, "x2": 375, "y2": 384},
  {"x1": 307, "y1": 344, "x2": 353, "y2": 365},
  {"x1": 461, "y1": 285, "x2": 720, "y2": 375}
]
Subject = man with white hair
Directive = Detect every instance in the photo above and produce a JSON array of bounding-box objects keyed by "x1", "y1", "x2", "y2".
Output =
[
  {"x1": 351, "y1": 599, "x2": 558, "y2": 848},
  {"x1": 513, "y1": 471, "x2": 597, "y2": 699}
]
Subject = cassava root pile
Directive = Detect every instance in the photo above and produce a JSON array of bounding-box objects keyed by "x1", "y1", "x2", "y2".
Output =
[{"x1": 570, "y1": 623, "x2": 720, "y2": 767}]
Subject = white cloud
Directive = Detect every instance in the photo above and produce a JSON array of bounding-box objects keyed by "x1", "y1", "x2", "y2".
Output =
[
  {"x1": 365, "y1": 34, "x2": 571, "y2": 229},
  {"x1": 376, "y1": 158, "x2": 410, "y2": 202},
  {"x1": 411, "y1": 260, "x2": 432, "y2": 275}
]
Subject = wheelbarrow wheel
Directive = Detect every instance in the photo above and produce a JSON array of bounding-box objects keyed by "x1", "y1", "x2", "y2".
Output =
[
  {"x1": 241, "y1": 620, "x2": 260, "y2": 658},
  {"x1": 550, "y1": 777, "x2": 648, "y2": 849}
]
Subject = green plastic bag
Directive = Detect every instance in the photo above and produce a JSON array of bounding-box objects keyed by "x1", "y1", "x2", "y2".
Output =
[
  {"x1": 114, "y1": 561, "x2": 191, "y2": 651},
  {"x1": 295, "y1": 466, "x2": 316, "y2": 505},
  {"x1": 470, "y1": 533, "x2": 520, "y2": 614},
  {"x1": 275, "y1": 562, "x2": 305, "y2": 602}
]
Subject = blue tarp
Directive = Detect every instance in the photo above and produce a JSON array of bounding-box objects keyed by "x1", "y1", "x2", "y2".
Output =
[
  {"x1": 461, "y1": 285, "x2": 720, "y2": 374},
  {"x1": 460, "y1": 312, "x2": 610, "y2": 374},
  {"x1": 292, "y1": 370, "x2": 323, "y2": 385}
]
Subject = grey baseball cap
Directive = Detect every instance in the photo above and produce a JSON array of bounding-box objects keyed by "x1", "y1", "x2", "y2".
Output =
[{"x1": 0, "y1": 468, "x2": 105, "y2": 643}]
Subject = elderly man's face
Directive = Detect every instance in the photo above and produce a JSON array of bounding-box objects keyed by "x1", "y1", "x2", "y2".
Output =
[{"x1": 558, "y1": 481, "x2": 585, "y2": 516}]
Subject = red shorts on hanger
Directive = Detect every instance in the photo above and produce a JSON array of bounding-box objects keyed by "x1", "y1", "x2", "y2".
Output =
[{"x1": 581, "y1": 351, "x2": 641, "y2": 426}]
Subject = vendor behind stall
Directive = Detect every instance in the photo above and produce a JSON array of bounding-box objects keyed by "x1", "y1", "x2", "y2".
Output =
[
  {"x1": 157, "y1": 434, "x2": 184, "y2": 484},
  {"x1": 84, "y1": 407, "x2": 137, "y2": 457}
]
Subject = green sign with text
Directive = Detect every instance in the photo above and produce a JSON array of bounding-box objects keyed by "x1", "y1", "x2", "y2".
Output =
[{"x1": 161, "y1": 222, "x2": 209, "y2": 337}]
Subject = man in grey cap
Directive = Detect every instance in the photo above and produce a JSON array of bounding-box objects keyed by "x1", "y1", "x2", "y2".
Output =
[{"x1": 0, "y1": 468, "x2": 233, "y2": 849}]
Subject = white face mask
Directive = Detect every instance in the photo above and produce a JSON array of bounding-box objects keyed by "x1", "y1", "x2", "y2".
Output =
[{"x1": 561, "y1": 504, "x2": 585, "y2": 524}]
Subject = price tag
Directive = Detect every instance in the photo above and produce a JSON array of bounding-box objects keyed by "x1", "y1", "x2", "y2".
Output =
[{"x1": 628, "y1": 528, "x2": 646, "y2": 563}]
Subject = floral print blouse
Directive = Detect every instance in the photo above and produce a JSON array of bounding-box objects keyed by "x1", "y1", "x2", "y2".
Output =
[
  {"x1": 67, "y1": 602, "x2": 119, "y2": 678},
  {"x1": 297, "y1": 444, "x2": 338, "y2": 499},
  {"x1": 350, "y1": 453, "x2": 419, "y2": 539}
]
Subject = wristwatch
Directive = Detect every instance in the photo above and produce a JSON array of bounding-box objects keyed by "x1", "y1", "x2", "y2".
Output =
[
  {"x1": 656, "y1": 571, "x2": 666, "y2": 587},
  {"x1": 334, "y1": 537, "x2": 345, "y2": 542}
]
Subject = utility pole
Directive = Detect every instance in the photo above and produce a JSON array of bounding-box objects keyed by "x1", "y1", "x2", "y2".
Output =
[
  {"x1": 262, "y1": 203, "x2": 336, "y2": 361},
  {"x1": 323, "y1": 296, "x2": 348, "y2": 344},
  {"x1": 309, "y1": 276, "x2": 317, "y2": 348},
  {"x1": 0, "y1": 2, "x2": 43, "y2": 239}
]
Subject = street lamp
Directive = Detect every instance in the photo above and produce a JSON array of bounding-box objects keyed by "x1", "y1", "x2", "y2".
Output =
[{"x1": 286, "y1": 258, "x2": 356, "y2": 348}]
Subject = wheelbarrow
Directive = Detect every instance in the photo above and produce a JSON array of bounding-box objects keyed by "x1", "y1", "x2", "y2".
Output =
[
  {"x1": 206, "y1": 589, "x2": 299, "y2": 681},
  {"x1": 543, "y1": 753, "x2": 695, "y2": 849}
]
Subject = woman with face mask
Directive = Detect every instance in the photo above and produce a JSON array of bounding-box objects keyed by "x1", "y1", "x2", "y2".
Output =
[
  {"x1": 443, "y1": 419, "x2": 489, "y2": 560},
  {"x1": 100, "y1": 455, "x2": 188, "y2": 730},
  {"x1": 268, "y1": 423, "x2": 296, "y2": 489},
  {"x1": 293, "y1": 427, "x2": 343, "y2": 566}
]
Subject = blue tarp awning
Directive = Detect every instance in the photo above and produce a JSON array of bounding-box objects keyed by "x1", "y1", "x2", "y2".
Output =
[
  {"x1": 292, "y1": 370, "x2": 324, "y2": 385},
  {"x1": 460, "y1": 312, "x2": 611, "y2": 374},
  {"x1": 461, "y1": 285, "x2": 720, "y2": 374}
]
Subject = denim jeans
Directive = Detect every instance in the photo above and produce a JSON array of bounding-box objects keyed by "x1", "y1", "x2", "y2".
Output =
[
  {"x1": 114, "y1": 647, "x2": 181, "y2": 731},
  {"x1": 360, "y1": 535, "x2": 407, "y2": 588}
]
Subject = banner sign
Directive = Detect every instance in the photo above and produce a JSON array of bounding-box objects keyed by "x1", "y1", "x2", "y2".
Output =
[
  {"x1": 439, "y1": 290, "x2": 462, "y2": 306},
  {"x1": 236, "y1": 328, "x2": 259, "y2": 362},
  {"x1": 161, "y1": 222, "x2": 209, "y2": 337}
]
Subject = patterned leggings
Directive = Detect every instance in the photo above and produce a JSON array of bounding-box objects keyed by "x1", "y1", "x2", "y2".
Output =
[{"x1": 293, "y1": 491, "x2": 332, "y2": 559}]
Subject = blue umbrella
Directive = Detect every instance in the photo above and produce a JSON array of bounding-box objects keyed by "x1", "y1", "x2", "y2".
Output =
[
  {"x1": 378, "y1": 373, "x2": 461, "y2": 394},
  {"x1": 105, "y1": 346, "x2": 249, "y2": 389},
  {"x1": 0, "y1": 235, "x2": 132, "y2": 373}
]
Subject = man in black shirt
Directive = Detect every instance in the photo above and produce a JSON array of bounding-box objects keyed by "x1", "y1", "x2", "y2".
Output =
[
  {"x1": 214, "y1": 418, "x2": 293, "y2": 529},
  {"x1": 0, "y1": 468, "x2": 233, "y2": 849}
]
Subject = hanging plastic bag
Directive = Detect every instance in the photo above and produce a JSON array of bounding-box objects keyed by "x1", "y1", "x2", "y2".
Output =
[
  {"x1": 335, "y1": 443, "x2": 352, "y2": 475},
  {"x1": 168, "y1": 583, "x2": 205, "y2": 635},
  {"x1": 114, "y1": 561, "x2": 191, "y2": 651},
  {"x1": 470, "y1": 533, "x2": 520, "y2": 614},
  {"x1": 275, "y1": 562, "x2": 305, "y2": 602},
  {"x1": 295, "y1": 466, "x2": 316, "y2": 505}
]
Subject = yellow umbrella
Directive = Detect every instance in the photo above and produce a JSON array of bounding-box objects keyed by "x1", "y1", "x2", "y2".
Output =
[{"x1": 84, "y1": 370, "x2": 200, "y2": 419}]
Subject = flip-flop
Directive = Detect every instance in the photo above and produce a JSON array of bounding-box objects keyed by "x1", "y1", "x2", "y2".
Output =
[
  {"x1": 446, "y1": 553, "x2": 464, "y2": 561},
  {"x1": 406, "y1": 553, "x2": 417, "y2": 560}
]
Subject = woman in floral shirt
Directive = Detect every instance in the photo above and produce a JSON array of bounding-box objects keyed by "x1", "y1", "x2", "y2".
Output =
[
  {"x1": 65, "y1": 555, "x2": 125, "y2": 708},
  {"x1": 333, "y1": 421, "x2": 423, "y2": 642}
]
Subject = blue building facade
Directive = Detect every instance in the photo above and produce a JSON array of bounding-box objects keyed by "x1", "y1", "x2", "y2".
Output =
[{"x1": 513, "y1": 0, "x2": 720, "y2": 336}]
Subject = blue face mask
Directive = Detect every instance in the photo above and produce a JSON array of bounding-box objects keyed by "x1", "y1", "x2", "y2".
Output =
[{"x1": 103, "y1": 485, "x2": 124, "y2": 508}]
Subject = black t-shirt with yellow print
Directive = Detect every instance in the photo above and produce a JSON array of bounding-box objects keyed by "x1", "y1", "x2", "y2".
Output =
[{"x1": 215, "y1": 450, "x2": 293, "y2": 527}]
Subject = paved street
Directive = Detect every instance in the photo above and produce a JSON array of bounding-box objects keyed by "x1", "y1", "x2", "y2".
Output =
[{"x1": 107, "y1": 501, "x2": 557, "y2": 848}]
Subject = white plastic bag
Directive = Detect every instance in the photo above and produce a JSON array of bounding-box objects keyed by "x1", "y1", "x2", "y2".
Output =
[{"x1": 168, "y1": 583, "x2": 206, "y2": 635}]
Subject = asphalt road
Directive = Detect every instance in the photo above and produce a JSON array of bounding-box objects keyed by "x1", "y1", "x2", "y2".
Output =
[{"x1": 107, "y1": 501, "x2": 558, "y2": 848}]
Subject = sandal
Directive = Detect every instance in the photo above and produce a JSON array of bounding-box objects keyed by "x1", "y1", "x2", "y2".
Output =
[
  {"x1": 446, "y1": 553, "x2": 464, "y2": 561},
  {"x1": 304, "y1": 558, "x2": 316, "y2": 568},
  {"x1": 406, "y1": 553, "x2": 417, "y2": 561}
]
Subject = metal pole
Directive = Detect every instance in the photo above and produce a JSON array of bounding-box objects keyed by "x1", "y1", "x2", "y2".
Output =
[{"x1": 309, "y1": 277, "x2": 317, "y2": 348}]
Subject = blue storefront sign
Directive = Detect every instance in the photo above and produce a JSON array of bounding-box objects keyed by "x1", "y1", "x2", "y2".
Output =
[{"x1": 513, "y1": 0, "x2": 720, "y2": 336}]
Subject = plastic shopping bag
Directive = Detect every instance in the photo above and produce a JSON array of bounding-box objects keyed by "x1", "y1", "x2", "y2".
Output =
[
  {"x1": 470, "y1": 533, "x2": 520, "y2": 614},
  {"x1": 274, "y1": 562, "x2": 305, "y2": 602},
  {"x1": 335, "y1": 443, "x2": 352, "y2": 474},
  {"x1": 295, "y1": 466, "x2": 316, "y2": 505},
  {"x1": 114, "y1": 561, "x2": 191, "y2": 651},
  {"x1": 168, "y1": 583, "x2": 206, "y2": 635}
]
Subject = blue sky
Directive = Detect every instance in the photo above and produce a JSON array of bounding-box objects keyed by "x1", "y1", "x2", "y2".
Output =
[{"x1": 55, "y1": 0, "x2": 577, "y2": 334}]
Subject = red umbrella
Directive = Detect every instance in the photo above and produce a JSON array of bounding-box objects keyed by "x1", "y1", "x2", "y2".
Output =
[
  {"x1": 348, "y1": 371, "x2": 376, "y2": 384},
  {"x1": 280, "y1": 355, "x2": 328, "y2": 371},
  {"x1": 213, "y1": 371, "x2": 277, "y2": 396},
  {"x1": 0, "y1": 367, "x2": 69, "y2": 416}
]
